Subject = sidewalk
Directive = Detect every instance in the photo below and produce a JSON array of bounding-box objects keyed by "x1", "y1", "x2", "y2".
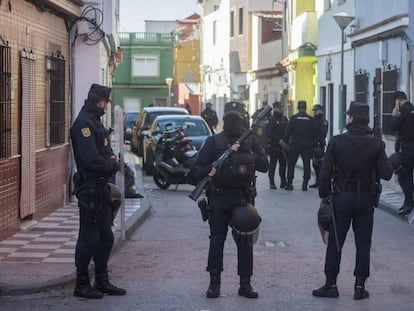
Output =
[{"x1": 0, "y1": 150, "x2": 150, "y2": 296}]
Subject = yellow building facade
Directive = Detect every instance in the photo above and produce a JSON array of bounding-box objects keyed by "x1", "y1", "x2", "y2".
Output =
[{"x1": 287, "y1": 0, "x2": 318, "y2": 115}]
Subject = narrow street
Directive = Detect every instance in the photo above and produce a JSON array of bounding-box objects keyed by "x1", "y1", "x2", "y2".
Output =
[{"x1": 1, "y1": 168, "x2": 414, "y2": 311}]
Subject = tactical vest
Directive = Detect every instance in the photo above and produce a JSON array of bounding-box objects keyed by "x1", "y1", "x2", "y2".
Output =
[{"x1": 212, "y1": 133, "x2": 256, "y2": 188}]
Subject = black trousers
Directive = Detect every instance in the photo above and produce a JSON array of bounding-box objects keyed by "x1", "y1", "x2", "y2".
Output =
[
  {"x1": 286, "y1": 140, "x2": 313, "y2": 182},
  {"x1": 75, "y1": 184, "x2": 114, "y2": 274},
  {"x1": 268, "y1": 149, "x2": 286, "y2": 184},
  {"x1": 207, "y1": 194, "x2": 253, "y2": 276},
  {"x1": 397, "y1": 142, "x2": 414, "y2": 201},
  {"x1": 325, "y1": 192, "x2": 374, "y2": 279},
  {"x1": 312, "y1": 158, "x2": 323, "y2": 182}
]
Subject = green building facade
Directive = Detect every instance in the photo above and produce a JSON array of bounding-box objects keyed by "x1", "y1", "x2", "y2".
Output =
[{"x1": 113, "y1": 32, "x2": 174, "y2": 112}]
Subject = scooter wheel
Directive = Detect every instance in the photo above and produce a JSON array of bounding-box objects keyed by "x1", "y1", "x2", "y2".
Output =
[{"x1": 153, "y1": 169, "x2": 171, "y2": 189}]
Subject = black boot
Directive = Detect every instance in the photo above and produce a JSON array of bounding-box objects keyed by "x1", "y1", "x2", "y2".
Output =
[
  {"x1": 398, "y1": 199, "x2": 414, "y2": 215},
  {"x1": 309, "y1": 181, "x2": 319, "y2": 188},
  {"x1": 280, "y1": 177, "x2": 286, "y2": 189},
  {"x1": 206, "y1": 272, "x2": 220, "y2": 298},
  {"x1": 94, "y1": 272, "x2": 127, "y2": 295},
  {"x1": 74, "y1": 269, "x2": 103, "y2": 299},
  {"x1": 312, "y1": 276, "x2": 339, "y2": 298},
  {"x1": 285, "y1": 179, "x2": 293, "y2": 191},
  {"x1": 354, "y1": 277, "x2": 369, "y2": 300},
  {"x1": 125, "y1": 186, "x2": 144, "y2": 198},
  {"x1": 238, "y1": 276, "x2": 258, "y2": 298},
  {"x1": 302, "y1": 180, "x2": 309, "y2": 191}
]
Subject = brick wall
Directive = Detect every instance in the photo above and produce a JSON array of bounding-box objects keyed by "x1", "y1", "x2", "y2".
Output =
[
  {"x1": 0, "y1": 159, "x2": 20, "y2": 240},
  {"x1": 0, "y1": 0, "x2": 75, "y2": 239}
]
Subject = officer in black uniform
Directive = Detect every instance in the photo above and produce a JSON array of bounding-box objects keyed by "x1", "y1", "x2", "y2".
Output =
[
  {"x1": 266, "y1": 101, "x2": 288, "y2": 189},
  {"x1": 70, "y1": 84, "x2": 127, "y2": 299},
  {"x1": 390, "y1": 91, "x2": 414, "y2": 215},
  {"x1": 201, "y1": 102, "x2": 219, "y2": 133},
  {"x1": 309, "y1": 104, "x2": 329, "y2": 188},
  {"x1": 283, "y1": 100, "x2": 317, "y2": 191},
  {"x1": 192, "y1": 107, "x2": 268, "y2": 299},
  {"x1": 312, "y1": 102, "x2": 392, "y2": 300},
  {"x1": 252, "y1": 101, "x2": 272, "y2": 150}
]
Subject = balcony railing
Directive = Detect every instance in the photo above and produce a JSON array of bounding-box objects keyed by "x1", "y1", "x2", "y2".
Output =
[
  {"x1": 290, "y1": 11, "x2": 317, "y2": 50},
  {"x1": 119, "y1": 32, "x2": 173, "y2": 45}
]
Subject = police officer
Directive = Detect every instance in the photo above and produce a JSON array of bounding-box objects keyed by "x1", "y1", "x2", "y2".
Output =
[
  {"x1": 252, "y1": 101, "x2": 272, "y2": 150},
  {"x1": 390, "y1": 91, "x2": 414, "y2": 215},
  {"x1": 283, "y1": 100, "x2": 317, "y2": 191},
  {"x1": 201, "y1": 102, "x2": 219, "y2": 133},
  {"x1": 309, "y1": 104, "x2": 329, "y2": 188},
  {"x1": 266, "y1": 101, "x2": 288, "y2": 189},
  {"x1": 192, "y1": 107, "x2": 268, "y2": 299},
  {"x1": 312, "y1": 102, "x2": 392, "y2": 300},
  {"x1": 70, "y1": 84, "x2": 127, "y2": 299}
]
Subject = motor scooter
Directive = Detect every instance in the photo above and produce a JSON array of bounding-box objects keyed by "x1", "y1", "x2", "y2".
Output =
[{"x1": 153, "y1": 125, "x2": 198, "y2": 190}]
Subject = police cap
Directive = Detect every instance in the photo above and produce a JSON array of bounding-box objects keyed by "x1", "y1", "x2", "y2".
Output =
[
  {"x1": 345, "y1": 101, "x2": 369, "y2": 116},
  {"x1": 88, "y1": 83, "x2": 112, "y2": 103},
  {"x1": 312, "y1": 104, "x2": 323, "y2": 111},
  {"x1": 297, "y1": 100, "x2": 307, "y2": 109},
  {"x1": 395, "y1": 91, "x2": 407, "y2": 100},
  {"x1": 224, "y1": 101, "x2": 245, "y2": 118}
]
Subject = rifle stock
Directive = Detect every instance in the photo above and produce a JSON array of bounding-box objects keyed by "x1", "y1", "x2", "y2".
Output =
[
  {"x1": 189, "y1": 176, "x2": 210, "y2": 201},
  {"x1": 188, "y1": 105, "x2": 272, "y2": 202}
]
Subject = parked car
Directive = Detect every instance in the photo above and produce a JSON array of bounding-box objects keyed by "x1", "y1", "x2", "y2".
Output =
[
  {"x1": 142, "y1": 115, "x2": 212, "y2": 175},
  {"x1": 124, "y1": 111, "x2": 139, "y2": 142},
  {"x1": 130, "y1": 107, "x2": 189, "y2": 156}
]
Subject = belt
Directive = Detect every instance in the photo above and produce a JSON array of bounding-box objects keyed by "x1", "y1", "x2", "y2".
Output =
[
  {"x1": 207, "y1": 184, "x2": 245, "y2": 195},
  {"x1": 335, "y1": 182, "x2": 371, "y2": 192}
]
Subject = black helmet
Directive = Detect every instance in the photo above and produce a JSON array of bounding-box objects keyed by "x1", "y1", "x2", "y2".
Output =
[
  {"x1": 318, "y1": 200, "x2": 331, "y2": 232},
  {"x1": 109, "y1": 183, "x2": 122, "y2": 220},
  {"x1": 389, "y1": 152, "x2": 401, "y2": 170},
  {"x1": 317, "y1": 200, "x2": 331, "y2": 245},
  {"x1": 230, "y1": 204, "x2": 261, "y2": 246},
  {"x1": 230, "y1": 204, "x2": 261, "y2": 233}
]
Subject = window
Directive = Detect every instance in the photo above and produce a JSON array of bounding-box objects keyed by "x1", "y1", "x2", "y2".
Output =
[
  {"x1": 230, "y1": 11, "x2": 234, "y2": 37},
  {"x1": 238, "y1": 8, "x2": 244, "y2": 35},
  {"x1": 354, "y1": 72, "x2": 368, "y2": 103},
  {"x1": 133, "y1": 56, "x2": 159, "y2": 77},
  {"x1": 338, "y1": 0, "x2": 346, "y2": 4},
  {"x1": 0, "y1": 41, "x2": 11, "y2": 159},
  {"x1": 382, "y1": 69, "x2": 398, "y2": 135},
  {"x1": 324, "y1": 0, "x2": 331, "y2": 11},
  {"x1": 48, "y1": 53, "x2": 66, "y2": 145},
  {"x1": 213, "y1": 21, "x2": 217, "y2": 45}
]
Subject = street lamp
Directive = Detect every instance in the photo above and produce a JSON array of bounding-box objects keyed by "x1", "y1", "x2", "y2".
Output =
[
  {"x1": 333, "y1": 12, "x2": 354, "y2": 133},
  {"x1": 165, "y1": 77, "x2": 173, "y2": 107}
]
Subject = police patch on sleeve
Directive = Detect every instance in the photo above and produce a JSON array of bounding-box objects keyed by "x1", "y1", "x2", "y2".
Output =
[{"x1": 81, "y1": 127, "x2": 91, "y2": 137}]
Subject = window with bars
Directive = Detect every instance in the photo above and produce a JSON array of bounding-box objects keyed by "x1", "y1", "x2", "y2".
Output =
[
  {"x1": 47, "y1": 54, "x2": 66, "y2": 145},
  {"x1": 382, "y1": 69, "x2": 398, "y2": 135},
  {"x1": 0, "y1": 41, "x2": 11, "y2": 159},
  {"x1": 354, "y1": 72, "x2": 369, "y2": 103}
]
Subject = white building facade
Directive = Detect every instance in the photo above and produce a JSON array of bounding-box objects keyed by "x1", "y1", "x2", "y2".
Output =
[{"x1": 73, "y1": 0, "x2": 121, "y2": 124}]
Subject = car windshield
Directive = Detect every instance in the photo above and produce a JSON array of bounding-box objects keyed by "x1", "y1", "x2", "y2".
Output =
[
  {"x1": 157, "y1": 119, "x2": 210, "y2": 136},
  {"x1": 125, "y1": 112, "x2": 138, "y2": 124},
  {"x1": 148, "y1": 110, "x2": 188, "y2": 124}
]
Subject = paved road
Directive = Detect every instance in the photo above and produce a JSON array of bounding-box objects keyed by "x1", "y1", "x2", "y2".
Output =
[{"x1": 1, "y1": 171, "x2": 414, "y2": 311}]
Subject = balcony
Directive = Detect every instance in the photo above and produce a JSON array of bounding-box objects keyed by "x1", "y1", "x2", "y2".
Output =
[
  {"x1": 119, "y1": 32, "x2": 173, "y2": 46},
  {"x1": 290, "y1": 11, "x2": 317, "y2": 51}
]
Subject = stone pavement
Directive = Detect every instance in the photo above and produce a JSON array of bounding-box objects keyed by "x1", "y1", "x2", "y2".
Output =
[{"x1": 0, "y1": 150, "x2": 150, "y2": 296}]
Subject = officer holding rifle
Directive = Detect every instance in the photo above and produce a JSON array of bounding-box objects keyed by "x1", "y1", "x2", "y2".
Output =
[{"x1": 191, "y1": 102, "x2": 269, "y2": 299}]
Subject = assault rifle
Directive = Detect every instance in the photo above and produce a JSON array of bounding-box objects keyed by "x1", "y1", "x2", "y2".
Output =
[{"x1": 188, "y1": 105, "x2": 272, "y2": 202}]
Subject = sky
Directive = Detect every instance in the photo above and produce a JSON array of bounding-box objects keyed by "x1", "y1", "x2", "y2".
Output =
[{"x1": 119, "y1": 0, "x2": 201, "y2": 32}]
